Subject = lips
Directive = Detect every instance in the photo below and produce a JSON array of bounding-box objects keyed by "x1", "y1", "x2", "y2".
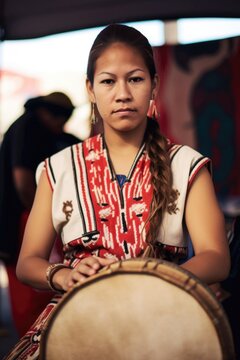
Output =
[{"x1": 113, "y1": 108, "x2": 136, "y2": 113}]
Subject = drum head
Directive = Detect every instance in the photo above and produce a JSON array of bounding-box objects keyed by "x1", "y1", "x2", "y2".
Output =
[{"x1": 40, "y1": 259, "x2": 235, "y2": 360}]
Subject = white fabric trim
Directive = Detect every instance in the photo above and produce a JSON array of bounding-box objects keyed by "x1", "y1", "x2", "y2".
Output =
[{"x1": 158, "y1": 145, "x2": 210, "y2": 246}]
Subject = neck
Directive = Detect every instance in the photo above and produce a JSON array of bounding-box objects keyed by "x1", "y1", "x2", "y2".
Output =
[
  {"x1": 103, "y1": 125, "x2": 147, "y2": 176},
  {"x1": 104, "y1": 124, "x2": 146, "y2": 155}
]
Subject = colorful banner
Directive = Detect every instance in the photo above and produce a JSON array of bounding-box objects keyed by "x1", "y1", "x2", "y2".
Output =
[{"x1": 153, "y1": 37, "x2": 240, "y2": 198}]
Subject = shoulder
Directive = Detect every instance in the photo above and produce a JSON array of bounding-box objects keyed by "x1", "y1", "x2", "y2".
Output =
[
  {"x1": 168, "y1": 143, "x2": 211, "y2": 185},
  {"x1": 169, "y1": 143, "x2": 210, "y2": 167},
  {"x1": 168, "y1": 143, "x2": 204, "y2": 158},
  {"x1": 47, "y1": 134, "x2": 100, "y2": 163},
  {"x1": 36, "y1": 134, "x2": 102, "y2": 186},
  {"x1": 50, "y1": 142, "x2": 81, "y2": 163},
  {"x1": 36, "y1": 142, "x2": 81, "y2": 186}
]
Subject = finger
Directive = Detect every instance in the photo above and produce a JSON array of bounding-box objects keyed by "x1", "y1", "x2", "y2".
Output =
[
  {"x1": 79, "y1": 258, "x2": 102, "y2": 271},
  {"x1": 93, "y1": 256, "x2": 117, "y2": 267},
  {"x1": 80, "y1": 256, "x2": 101, "y2": 268},
  {"x1": 68, "y1": 271, "x2": 87, "y2": 285},
  {"x1": 76, "y1": 263, "x2": 98, "y2": 276}
]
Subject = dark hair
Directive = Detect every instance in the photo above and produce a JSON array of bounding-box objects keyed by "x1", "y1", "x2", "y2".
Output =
[
  {"x1": 87, "y1": 23, "x2": 156, "y2": 84},
  {"x1": 87, "y1": 24, "x2": 178, "y2": 248}
]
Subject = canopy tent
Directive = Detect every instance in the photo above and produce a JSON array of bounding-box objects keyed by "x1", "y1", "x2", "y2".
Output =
[{"x1": 1, "y1": 0, "x2": 240, "y2": 40}]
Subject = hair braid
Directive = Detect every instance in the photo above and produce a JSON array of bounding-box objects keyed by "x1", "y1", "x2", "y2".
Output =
[{"x1": 145, "y1": 118, "x2": 179, "y2": 246}]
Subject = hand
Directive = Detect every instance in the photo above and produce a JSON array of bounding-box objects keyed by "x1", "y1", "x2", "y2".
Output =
[{"x1": 61, "y1": 256, "x2": 116, "y2": 291}]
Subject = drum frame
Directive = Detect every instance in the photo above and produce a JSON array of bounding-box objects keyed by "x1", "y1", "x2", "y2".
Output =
[{"x1": 39, "y1": 258, "x2": 235, "y2": 360}]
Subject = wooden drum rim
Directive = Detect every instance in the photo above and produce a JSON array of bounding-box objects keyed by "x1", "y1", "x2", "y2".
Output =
[{"x1": 39, "y1": 258, "x2": 235, "y2": 360}]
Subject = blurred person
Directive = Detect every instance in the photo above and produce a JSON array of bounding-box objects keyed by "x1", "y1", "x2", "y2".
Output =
[{"x1": 0, "y1": 91, "x2": 80, "y2": 337}]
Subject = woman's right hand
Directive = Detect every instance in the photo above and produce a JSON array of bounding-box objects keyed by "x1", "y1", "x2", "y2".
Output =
[{"x1": 54, "y1": 256, "x2": 116, "y2": 292}]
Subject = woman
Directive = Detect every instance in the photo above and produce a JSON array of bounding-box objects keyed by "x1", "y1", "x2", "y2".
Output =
[{"x1": 5, "y1": 23, "x2": 230, "y2": 360}]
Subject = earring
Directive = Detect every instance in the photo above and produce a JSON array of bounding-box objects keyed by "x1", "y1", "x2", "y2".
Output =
[
  {"x1": 91, "y1": 103, "x2": 98, "y2": 125},
  {"x1": 148, "y1": 99, "x2": 159, "y2": 120}
]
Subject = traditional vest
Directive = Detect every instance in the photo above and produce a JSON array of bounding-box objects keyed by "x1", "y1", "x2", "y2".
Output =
[{"x1": 36, "y1": 134, "x2": 210, "y2": 263}]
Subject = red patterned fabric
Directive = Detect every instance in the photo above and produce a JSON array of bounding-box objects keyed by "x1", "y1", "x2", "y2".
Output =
[
  {"x1": 4, "y1": 295, "x2": 62, "y2": 360},
  {"x1": 41, "y1": 135, "x2": 155, "y2": 265}
]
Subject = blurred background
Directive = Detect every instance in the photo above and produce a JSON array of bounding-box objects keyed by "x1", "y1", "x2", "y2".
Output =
[{"x1": 1, "y1": 18, "x2": 240, "y2": 142}]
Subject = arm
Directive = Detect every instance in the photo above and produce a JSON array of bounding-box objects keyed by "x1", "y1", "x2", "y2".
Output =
[
  {"x1": 16, "y1": 170, "x2": 59, "y2": 289},
  {"x1": 181, "y1": 167, "x2": 230, "y2": 284},
  {"x1": 16, "y1": 170, "x2": 115, "y2": 292}
]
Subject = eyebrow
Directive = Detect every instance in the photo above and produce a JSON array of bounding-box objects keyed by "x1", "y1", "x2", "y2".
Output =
[{"x1": 97, "y1": 68, "x2": 145, "y2": 76}]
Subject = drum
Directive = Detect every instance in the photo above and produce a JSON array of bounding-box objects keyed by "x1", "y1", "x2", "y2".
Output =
[{"x1": 39, "y1": 259, "x2": 235, "y2": 360}]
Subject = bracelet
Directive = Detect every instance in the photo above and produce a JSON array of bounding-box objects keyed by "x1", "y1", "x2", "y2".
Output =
[{"x1": 46, "y1": 263, "x2": 69, "y2": 293}]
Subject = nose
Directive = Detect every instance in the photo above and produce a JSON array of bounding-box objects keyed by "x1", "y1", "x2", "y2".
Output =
[{"x1": 115, "y1": 81, "x2": 132, "y2": 102}]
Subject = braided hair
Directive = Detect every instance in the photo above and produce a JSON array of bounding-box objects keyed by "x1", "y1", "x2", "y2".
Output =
[{"x1": 144, "y1": 118, "x2": 179, "y2": 246}]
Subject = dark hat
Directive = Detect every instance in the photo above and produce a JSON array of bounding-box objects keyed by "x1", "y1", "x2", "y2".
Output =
[{"x1": 24, "y1": 91, "x2": 75, "y2": 117}]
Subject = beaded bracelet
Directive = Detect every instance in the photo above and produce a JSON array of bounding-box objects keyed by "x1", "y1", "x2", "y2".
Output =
[{"x1": 46, "y1": 263, "x2": 69, "y2": 293}]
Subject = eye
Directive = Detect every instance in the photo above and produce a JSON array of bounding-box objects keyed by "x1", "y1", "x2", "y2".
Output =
[
  {"x1": 100, "y1": 79, "x2": 115, "y2": 85},
  {"x1": 129, "y1": 76, "x2": 144, "y2": 83}
]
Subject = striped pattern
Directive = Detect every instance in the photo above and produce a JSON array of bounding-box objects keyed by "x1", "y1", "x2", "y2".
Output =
[{"x1": 71, "y1": 144, "x2": 98, "y2": 237}]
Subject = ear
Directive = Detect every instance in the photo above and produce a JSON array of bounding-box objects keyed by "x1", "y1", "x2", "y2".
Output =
[
  {"x1": 86, "y1": 78, "x2": 96, "y2": 103},
  {"x1": 151, "y1": 74, "x2": 159, "y2": 99}
]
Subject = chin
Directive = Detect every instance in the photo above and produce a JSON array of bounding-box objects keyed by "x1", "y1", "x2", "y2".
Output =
[{"x1": 116, "y1": 125, "x2": 138, "y2": 133}]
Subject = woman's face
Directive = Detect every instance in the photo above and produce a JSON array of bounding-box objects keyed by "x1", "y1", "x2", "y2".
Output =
[{"x1": 87, "y1": 42, "x2": 157, "y2": 136}]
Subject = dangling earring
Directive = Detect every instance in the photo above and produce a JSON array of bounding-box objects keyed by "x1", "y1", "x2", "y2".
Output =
[
  {"x1": 148, "y1": 98, "x2": 159, "y2": 120},
  {"x1": 91, "y1": 102, "x2": 98, "y2": 125}
]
